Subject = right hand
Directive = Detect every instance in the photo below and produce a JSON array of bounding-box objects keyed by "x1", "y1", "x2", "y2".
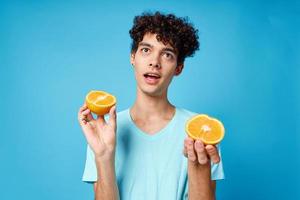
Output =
[{"x1": 78, "y1": 103, "x2": 117, "y2": 160}]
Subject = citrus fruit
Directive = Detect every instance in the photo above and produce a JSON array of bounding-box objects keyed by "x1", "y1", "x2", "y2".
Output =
[
  {"x1": 85, "y1": 90, "x2": 116, "y2": 116},
  {"x1": 185, "y1": 114, "x2": 225, "y2": 145}
]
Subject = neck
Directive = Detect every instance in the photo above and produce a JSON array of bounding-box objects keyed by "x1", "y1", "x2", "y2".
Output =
[{"x1": 130, "y1": 88, "x2": 175, "y2": 120}]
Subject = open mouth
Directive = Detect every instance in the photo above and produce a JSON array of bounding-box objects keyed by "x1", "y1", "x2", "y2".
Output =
[
  {"x1": 143, "y1": 73, "x2": 161, "y2": 79},
  {"x1": 143, "y1": 72, "x2": 161, "y2": 85}
]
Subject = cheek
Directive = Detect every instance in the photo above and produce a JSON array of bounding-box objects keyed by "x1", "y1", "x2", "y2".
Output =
[
  {"x1": 133, "y1": 55, "x2": 146, "y2": 66},
  {"x1": 133, "y1": 67, "x2": 143, "y2": 81},
  {"x1": 166, "y1": 74, "x2": 175, "y2": 82},
  {"x1": 165, "y1": 68, "x2": 176, "y2": 78}
]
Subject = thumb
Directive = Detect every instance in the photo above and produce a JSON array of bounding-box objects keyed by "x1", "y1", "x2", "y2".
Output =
[{"x1": 108, "y1": 105, "x2": 117, "y2": 128}]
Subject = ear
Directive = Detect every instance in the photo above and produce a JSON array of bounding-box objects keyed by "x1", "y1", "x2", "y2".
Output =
[
  {"x1": 174, "y1": 64, "x2": 184, "y2": 76},
  {"x1": 130, "y1": 53, "x2": 135, "y2": 65}
]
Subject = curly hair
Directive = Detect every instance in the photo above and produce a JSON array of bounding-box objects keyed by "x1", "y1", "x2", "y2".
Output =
[{"x1": 129, "y1": 11, "x2": 199, "y2": 65}]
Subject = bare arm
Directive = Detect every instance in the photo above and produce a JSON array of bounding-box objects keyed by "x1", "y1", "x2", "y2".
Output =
[
  {"x1": 188, "y1": 161, "x2": 216, "y2": 200},
  {"x1": 93, "y1": 158, "x2": 119, "y2": 200},
  {"x1": 184, "y1": 138, "x2": 221, "y2": 200},
  {"x1": 78, "y1": 104, "x2": 119, "y2": 200}
]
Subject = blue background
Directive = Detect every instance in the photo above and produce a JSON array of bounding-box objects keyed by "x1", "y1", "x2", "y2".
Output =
[{"x1": 0, "y1": 0, "x2": 299, "y2": 199}]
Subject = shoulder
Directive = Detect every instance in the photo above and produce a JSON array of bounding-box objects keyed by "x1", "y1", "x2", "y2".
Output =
[
  {"x1": 104, "y1": 108, "x2": 127, "y2": 120},
  {"x1": 171, "y1": 108, "x2": 199, "y2": 131},
  {"x1": 116, "y1": 109, "x2": 129, "y2": 119},
  {"x1": 175, "y1": 107, "x2": 198, "y2": 121},
  {"x1": 115, "y1": 108, "x2": 130, "y2": 127},
  {"x1": 104, "y1": 108, "x2": 130, "y2": 127},
  {"x1": 117, "y1": 109, "x2": 130, "y2": 125}
]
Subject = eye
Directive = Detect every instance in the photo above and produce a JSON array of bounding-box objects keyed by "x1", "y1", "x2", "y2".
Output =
[
  {"x1": 163, "y1": 52, "x2": 174, "y2": 60},
  {"x1": 141, "y1": 47, "x2": 150, "y2": 53}
]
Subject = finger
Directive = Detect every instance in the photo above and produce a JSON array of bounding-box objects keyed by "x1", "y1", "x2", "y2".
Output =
[
  {"x1": 183, "y1": 139, "x2": 188, "y2": 158},
  {"x1": 96, "y1": 113, "x2": 105, "y2": 125},
  {"x1": 78, "y1": 114, "x2": 88, "y2": 126},
  {"x1": 86, "y1": 112, "x2": 93, "y2": 121},
  {"x1": 108, "y1": 106, "x2": 117, "y2": 128},
  {"x1": 205, "y1": 145, "x2": 220, "y2": 164},
  {"x1": 186, "y1": 137, "x2": 197, "y2": 162},
  {"x1": 79, "y1": 104, "x2": 88, "y2": 113},
  {"x1": 81, "y1": 109, "x2": 94, "y2": 121},
  {"x1": 78, "y1": 105, "x2": 88, "y2": 121},
  {"x1": 182, "y1": 147, "x2": 188, "y2": 158},
  {"x1": 78, "y1": 104, "x2": 93, "y2": 126},
  {"x1": 82, "y1": 108, "x2": 90, "y2": 116},
  {"x1": 184, "y1": 137, "x2": 192, "y2": 158},
  {"x1": 195, "y1": 140, "x2": 208, "y2": 165},
  {"x1": 78, "y1": 109, "x2": 86, "y2": 124}
]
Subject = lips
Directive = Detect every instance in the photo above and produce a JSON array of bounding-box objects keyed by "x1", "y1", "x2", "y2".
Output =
[
  {"x1": 143, "y1": 72, "x2": 161, "y2": 79},
  {"x1": 143, "y1": 72, "x2": 161, "y2": 85}
]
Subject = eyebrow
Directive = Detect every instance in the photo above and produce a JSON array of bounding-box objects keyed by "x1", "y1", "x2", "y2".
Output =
[{"x1": 139, "y1": 42, "x2": 177, "y2": 54}]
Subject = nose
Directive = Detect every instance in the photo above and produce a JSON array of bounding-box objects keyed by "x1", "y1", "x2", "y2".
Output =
[
  {"x1": 149, "y1": 63, "x2": 161, "y2": 68},
  {"x1": 149, "y1": 55, "x2": 161, "y2": 69}
]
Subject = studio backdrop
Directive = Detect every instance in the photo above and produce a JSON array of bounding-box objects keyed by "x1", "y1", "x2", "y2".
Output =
[{"x1": 0, "y1": 1, "x2": 299, "y2": 199}]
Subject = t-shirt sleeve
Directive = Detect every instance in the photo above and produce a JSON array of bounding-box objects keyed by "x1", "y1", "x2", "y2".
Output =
[
  {"x1": 82, "y1": 145, "x2": 97, "y2": 183},
  {"x1": 211, "y1": 144, "x2": 225, "y2": 180}
]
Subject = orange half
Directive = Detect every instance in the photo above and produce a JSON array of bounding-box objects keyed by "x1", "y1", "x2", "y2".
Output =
[
  {"x1": 185, "y1": 114, "x2": 225, "y2": 145},
  {"x1": 85, "y1": 90, "x2": 116, "y2": 116}
]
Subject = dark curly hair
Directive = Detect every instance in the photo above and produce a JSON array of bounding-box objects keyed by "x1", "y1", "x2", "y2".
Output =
[{"x1": 129, "y1": 11, "x2": 199, "y2": 65}]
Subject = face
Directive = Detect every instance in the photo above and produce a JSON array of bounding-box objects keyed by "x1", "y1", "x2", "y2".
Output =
[{"x1": 130, "y1": 33, "x2": 184, "y2": 97}]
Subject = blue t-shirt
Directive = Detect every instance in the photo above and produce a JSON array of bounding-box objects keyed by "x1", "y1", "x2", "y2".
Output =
[{"x1": 82, "y1": 108, "x2": 225, "y2": 200}]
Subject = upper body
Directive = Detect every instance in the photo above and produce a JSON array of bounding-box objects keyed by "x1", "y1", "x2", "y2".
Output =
[
  {"x1": 78, "y1": 11, "x2": 225, "y2": 200},
  {"x1": 82, "y1": 108, "x2": 225, "y2": 200}
]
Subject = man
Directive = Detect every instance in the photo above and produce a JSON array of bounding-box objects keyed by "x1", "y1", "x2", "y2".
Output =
[{"x1": 78, "y1": 11, "x2": 224, "y2": 200}]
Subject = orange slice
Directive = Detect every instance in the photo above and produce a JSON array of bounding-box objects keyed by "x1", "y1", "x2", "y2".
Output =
[
  {"x1": 185, "y1": 114, "x2": 225, "y2": 145},
  {"x1": 85, "y1": 90, "x2": 116, "y2": 116}
]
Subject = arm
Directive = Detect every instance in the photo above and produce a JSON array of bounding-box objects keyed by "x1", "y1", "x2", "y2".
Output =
[
  {"x1": 188, "y1": 161, "x2": 216, "y2": 200},
  {"x1": 184, "y1": 138, "x2": 220, "y2": 200},
  {"x1": 78, "y1": 104, "x2": 119, "y2": 200},
  {"x1": 93, "y1": 158, "x2": 119, "y2": 200}
]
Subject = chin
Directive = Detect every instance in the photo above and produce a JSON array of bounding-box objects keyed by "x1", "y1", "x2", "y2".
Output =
[{"x1": 139, "y1": 86, "x2": 163, "y2": 97}]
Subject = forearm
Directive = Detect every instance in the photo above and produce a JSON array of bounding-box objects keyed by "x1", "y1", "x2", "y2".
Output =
[
  {"x1": 188, "y1": 161, "x2": 215, "y2": 200},
  {"x1": 94, "y1": 157, "x2": 119, "y2": 200}
]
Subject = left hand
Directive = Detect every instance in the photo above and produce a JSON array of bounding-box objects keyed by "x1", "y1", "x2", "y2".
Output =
[{"x1": 183, "y1": 137, "x2": 220, "y2": 165}]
